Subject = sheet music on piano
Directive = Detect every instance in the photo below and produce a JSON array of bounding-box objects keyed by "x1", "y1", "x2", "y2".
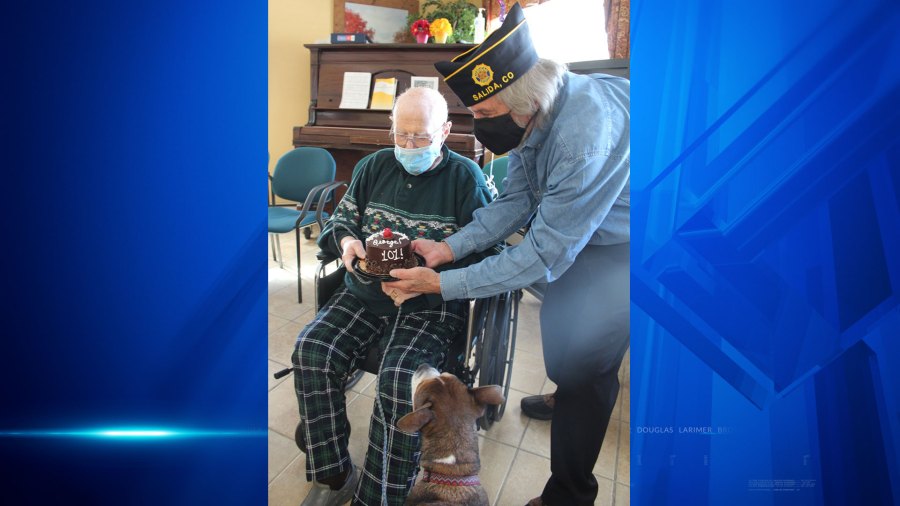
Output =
[{"x1": 338, "y1": 72, "x2": 372, "y2": 109}]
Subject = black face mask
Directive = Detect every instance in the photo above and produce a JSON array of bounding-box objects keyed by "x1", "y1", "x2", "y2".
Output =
[{"x1": 473, "y1": 113, "x2": 527, "y2": 154}]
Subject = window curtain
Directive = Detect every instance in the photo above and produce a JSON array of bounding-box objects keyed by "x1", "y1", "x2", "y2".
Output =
[{"x1": 605, "y1": 0, "x2": 630, "y2": 59}]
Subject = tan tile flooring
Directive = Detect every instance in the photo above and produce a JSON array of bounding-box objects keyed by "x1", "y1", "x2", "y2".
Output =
[{"x1": 268, "y1": 231, "x2": 630, "y2": 505}]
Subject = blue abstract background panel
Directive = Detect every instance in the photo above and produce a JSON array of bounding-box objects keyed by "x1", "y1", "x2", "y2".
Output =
[
  {"x1": 632, "y1": 0, "x2": 900, "y2": 504},
  {"x1": 0, "y1": 1, "x2": 266, "y2": 503}
]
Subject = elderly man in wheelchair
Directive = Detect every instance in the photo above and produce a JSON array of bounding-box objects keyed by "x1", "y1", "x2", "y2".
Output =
[{"x1": 289, "y1": 87, "x2": 494, "y2": 506}]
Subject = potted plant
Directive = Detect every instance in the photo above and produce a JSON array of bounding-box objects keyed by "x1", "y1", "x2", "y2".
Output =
[
  {"x1": 410, "y1": 19, "x2": 431, "y2": 43},
  {"x1": 406, "y1": 0, "x2": 478, "y2": 44},
  {"x1": 430, "y1": 18, "x2": 453, "y2": 44}
]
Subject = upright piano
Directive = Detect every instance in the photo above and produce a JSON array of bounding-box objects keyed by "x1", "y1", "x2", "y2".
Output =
[{"x1": 294, "y1": 43, "x2": 483, "y2": 197}]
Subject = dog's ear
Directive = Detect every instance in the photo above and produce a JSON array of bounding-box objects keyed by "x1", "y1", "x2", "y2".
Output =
[
  {"x1": 397, "y1": 405, "x2": 435, "y2": 433},
  {"x1": 471, "y1": 385, "x2": 504, "y2": 406}
]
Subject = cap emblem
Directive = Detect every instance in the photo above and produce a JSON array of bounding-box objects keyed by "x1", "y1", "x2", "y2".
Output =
[{"x1": 472, "y1": 63, "x2": 494, "y2": 87}]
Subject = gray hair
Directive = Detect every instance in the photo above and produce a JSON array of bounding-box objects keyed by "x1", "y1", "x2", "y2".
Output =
[
  {"x1": 392, "y1": 86, "x2": 449, "y2": 130},
  {"x1": 498, "y1": 58, "x2": 567, "y2": 127}
]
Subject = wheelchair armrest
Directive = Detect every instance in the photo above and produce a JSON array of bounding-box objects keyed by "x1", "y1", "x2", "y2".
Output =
[
  {"x1": 294, "y1": 181, "x2": 335, "y2": 224},
  {"x1": 316, "y1": 250, "x2": 340, "y2": 263},
  {"x1": 314, "y1": 180, "x2": 349, "y2": 230}
]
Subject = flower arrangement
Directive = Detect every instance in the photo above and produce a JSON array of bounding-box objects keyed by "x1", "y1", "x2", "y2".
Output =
[
  {"x1": 405, "y1": 1, "x2": 476, "y2": 43},
  {"x1": 410, "y1": 19, "x2": 431, "y2": 36},
  {"x1": 430, "y1": 18, "x2": 453, "y2": 42}
]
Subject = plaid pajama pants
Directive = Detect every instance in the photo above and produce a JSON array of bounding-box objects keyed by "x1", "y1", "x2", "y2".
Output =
[{"x1": 291, "y1": 287, "x2": 466, "y2": 506}]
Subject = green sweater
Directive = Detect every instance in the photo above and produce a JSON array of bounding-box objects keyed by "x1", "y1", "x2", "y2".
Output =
[{"x1": 318, "y1": 146, "x2": 493, "y2": 316}]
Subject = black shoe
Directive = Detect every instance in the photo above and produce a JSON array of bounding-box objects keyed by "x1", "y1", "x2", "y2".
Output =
[
  {"x1": 301, "y1": 463, "x2": 358, "y2": 506},
  {"x1": 520, "y1": 393, "x2": 555, "y2": 420}
]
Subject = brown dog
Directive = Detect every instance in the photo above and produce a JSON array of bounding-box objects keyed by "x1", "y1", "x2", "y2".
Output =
[{"x1": 397, "y1": 365, "x2": 505, "y2": 506}]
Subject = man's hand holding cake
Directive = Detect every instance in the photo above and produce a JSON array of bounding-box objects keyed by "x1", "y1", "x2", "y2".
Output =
[
  {"x1": 382, "y1": 239, "x2": 454, "y2": 305},
  {"x1": 409, "y1": 238, "x2": 455, "y2": 268},
  {"x1": 340, "y1": 236, "x2": 366, "y2": 273}
]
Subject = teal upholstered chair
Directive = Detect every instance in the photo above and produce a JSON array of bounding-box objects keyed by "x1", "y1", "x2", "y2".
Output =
[{"x1": 268, "y1": 147, "x2": 344, "y2": 303}]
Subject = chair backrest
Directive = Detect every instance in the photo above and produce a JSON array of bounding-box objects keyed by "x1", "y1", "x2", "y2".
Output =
[
  {"x1": 352, "y1": 151, "x2": 377, "y2": 180},
  {"x1": 483, "y1": 155, "x2": 509, "y2": 194},
  {"x1": 271, "y1": 147, "x2": 336, "y2": 203}
]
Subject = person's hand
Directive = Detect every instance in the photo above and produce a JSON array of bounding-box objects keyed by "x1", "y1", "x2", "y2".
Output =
[
  {"x1": 340, "y1": 237, "x2": 366, "y2": 272},
  {"x1": 381, "y1": 282, "x2": 422, "y2": 306},
  {"x1": 382, "y1": 267, "x2": 442, "y2": 306},
  {"x1": 410, "y1": 239, "x2": 455, "y2": 268}
]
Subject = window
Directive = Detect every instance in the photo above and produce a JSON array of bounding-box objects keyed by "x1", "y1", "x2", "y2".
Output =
[{"x1": 491, "y1": 0, "x2": 609, "y2": 63}]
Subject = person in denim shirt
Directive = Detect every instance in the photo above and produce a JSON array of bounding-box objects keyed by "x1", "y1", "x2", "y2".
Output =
[{"x1": 383, "y1": 4, "x2": 629, "y2": 505}]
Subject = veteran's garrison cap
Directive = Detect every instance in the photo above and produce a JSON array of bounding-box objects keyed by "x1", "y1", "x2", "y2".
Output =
[{"x1": 434, "y1": 3, "x2": 538, "y2": 107}]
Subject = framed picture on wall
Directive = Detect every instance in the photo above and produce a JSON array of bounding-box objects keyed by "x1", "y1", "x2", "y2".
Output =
[{"x1": 334, "y1": 0, "x2": 420, "y2": 43}]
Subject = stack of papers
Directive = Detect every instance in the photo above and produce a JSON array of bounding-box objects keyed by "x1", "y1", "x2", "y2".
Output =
[{"x1": 370, "y1": 78, "x2": 398, "y2": 110}]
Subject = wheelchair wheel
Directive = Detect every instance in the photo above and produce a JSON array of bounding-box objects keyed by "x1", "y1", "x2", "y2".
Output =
[
  {"x1": 496, "y1": 290, "x2": 518, "y2": 420},
  {"x1": 475, "y1": 290, "x2": 518, "y2": 430}
]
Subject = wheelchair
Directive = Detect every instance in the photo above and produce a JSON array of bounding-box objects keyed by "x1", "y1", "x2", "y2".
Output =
[{"x1": 273, "y1": 247, "x2": 519, "y2": 453}]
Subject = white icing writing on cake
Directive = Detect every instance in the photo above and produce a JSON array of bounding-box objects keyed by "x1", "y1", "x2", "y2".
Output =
[
  {"x1": 381, "y1": 249, "x2": 405, "y2": 261},
  {"x1": 367, "y1": 230, "x2": 408, "y2": 248},
  {"x1": 369, "y1": 238, "x2": 404, "y2": 247}
]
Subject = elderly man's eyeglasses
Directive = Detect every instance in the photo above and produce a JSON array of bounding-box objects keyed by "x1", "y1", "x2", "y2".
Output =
[{"x1": 392, "y1": 124, "x2": 446, "y2": 148}]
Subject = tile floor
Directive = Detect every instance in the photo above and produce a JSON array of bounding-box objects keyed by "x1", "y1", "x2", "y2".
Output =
[{"x1": 268, "y1": 230, "x2": 630, "y2": 505}]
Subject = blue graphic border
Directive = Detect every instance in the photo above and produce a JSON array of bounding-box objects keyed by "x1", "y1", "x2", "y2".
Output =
[{"x1": 631, "y1": 0, "x2": 900, "y2": 504}]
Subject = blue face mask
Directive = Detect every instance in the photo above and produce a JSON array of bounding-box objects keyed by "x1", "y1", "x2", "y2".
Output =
[{"x1": 394, "y1": 143, "x2": 441, "y2": 176}]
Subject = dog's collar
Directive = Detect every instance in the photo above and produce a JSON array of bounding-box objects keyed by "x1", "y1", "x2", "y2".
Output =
[{"x1": 421, "y1": 469, "x2": 481, "y2": 487}]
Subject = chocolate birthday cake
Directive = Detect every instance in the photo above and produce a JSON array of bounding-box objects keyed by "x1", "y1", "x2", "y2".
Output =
[{"x1": 362, "y1": 228, "x2": 416, "y2": 275}]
